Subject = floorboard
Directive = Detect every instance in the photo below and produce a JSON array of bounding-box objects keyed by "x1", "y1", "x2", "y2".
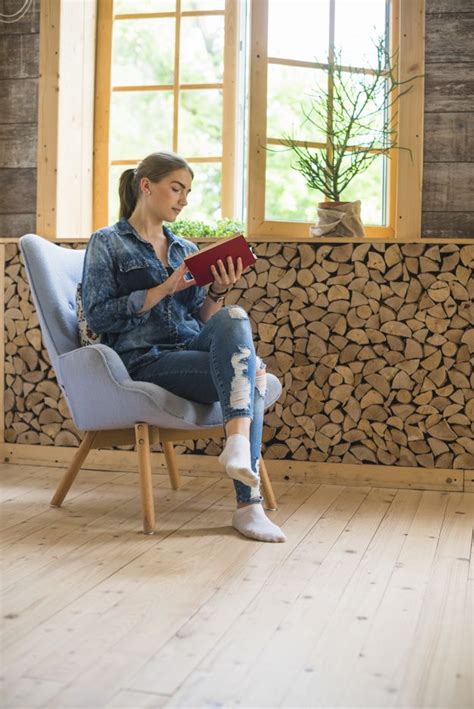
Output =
[{"x1": 1, "y1": 463, "x2": 472, "y2": 709}]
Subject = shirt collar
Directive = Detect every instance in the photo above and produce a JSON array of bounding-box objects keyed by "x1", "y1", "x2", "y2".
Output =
[{"x1": 115, "y1": 218, "x2": 183, "y2": 247}]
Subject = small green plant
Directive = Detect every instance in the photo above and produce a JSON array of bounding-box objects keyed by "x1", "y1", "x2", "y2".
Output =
[
  {"x1": 167, "y1": 217, "x2": 245, "y2": 239},
  {"x1": 282, "y1": 38, "x2": 421, "y2": 201}
]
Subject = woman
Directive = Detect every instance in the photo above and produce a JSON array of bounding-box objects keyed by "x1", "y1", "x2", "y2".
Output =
[{"x1": 82, "y1": 151, "x2": 286, "y2": 543}]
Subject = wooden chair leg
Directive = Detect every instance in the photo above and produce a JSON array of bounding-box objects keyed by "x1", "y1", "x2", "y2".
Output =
[
  {"x1": 50, "y1": 430, "x2": 97, "y2": 507},
  {"x1": 135, "y1": 423, "x2": 156, "y2": 534},
  {"x1": 162, "y1": 440, "x2": 181, "y2": 490},
  {"x1": 259, "y1": 457, "x2": 278, "y2": 511}
]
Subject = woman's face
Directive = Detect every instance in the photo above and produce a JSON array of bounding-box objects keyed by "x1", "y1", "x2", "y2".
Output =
[{"x1": 142, "y1": 168, "x2": 192, "y2": 222}]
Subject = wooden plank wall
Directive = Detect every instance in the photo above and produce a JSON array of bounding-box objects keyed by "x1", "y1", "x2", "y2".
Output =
[
  {"x1": 0, "y1": 0, "x2": 39, "y2": 237},
  {"x1": 422, "y1": 0, "x2": 474, "y2": 238}
]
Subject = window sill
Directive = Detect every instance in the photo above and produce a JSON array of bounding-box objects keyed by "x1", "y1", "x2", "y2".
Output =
[
  {"x1": 1, "y1": 233, "x2": 473, "y2": 245},
  {"x1": 239, "y1": 233, "x2": 474, "y2": 245}
]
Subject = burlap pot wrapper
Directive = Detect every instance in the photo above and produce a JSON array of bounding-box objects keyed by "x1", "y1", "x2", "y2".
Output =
[{"x1": 310, "y1": 200, "x2": 366, "y2": 238}]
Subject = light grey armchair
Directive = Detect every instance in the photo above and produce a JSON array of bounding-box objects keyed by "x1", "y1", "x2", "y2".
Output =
[{"x1": 19, "y1": 234, "x2": 281, "y2": 533}]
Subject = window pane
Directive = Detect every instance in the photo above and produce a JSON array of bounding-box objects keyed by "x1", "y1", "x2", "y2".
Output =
[
  {"x1": 110, "y1": 91, "x2": 174, "y2": 160},
  {"x1": 181, "y1": 1, "x2": 224, "y2": 9},
  {"x1": 339, "y1": 154, "x2": 386, "y2": 225},
  {"x1": 180, "y1": 15, "x2": 224, "y2": 84},
  {"x1": 268, "y1": 0, "x2": 330, "y2": 63},
  {"x1": 178, "y1": 90, "x2": 222, "y2": 156},
  {"x1": 112, "y1": 19, "x2": 175, "y2": 85},
  {"x1": 178, "y1": 163, "x2": 222, "y2": 221},
  {"x1": 265, "y1": 147, "x2": 323, "y2": 222},
  {"x1": 114, "y1": 0, "x2": 176, "y2": 12},
  {"x1": 335, "y1": 0, "x2": 388, "y2": 68},
  {"x1": 267, "y1": 65, "x2": 327, "y2": 144}
]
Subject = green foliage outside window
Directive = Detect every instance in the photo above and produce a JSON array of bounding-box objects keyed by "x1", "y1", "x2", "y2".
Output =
[{"x1": 167, "y1": 217, "x2": 245, "y2": 239}]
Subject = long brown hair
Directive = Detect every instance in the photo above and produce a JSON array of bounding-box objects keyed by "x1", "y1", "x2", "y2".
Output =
[{"x1": 118, "y1": 151, "x2": 194, "y2": 219}]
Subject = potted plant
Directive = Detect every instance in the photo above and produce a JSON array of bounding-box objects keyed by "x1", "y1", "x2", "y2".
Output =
[{"x1": 282, "y1": 37, "x2": 420, "y2": 238}]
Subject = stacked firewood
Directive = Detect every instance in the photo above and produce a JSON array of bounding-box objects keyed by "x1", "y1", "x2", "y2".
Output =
[{"x1": 4, "y1": 241, "x2": 474, "y2": 468}]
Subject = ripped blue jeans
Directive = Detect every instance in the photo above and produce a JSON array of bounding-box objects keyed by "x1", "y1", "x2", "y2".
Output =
[{"x1": 129, "y1": 306, "x2": 266, "y2": 505}]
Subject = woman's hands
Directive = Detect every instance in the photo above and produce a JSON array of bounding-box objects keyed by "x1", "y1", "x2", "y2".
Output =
[
  {"x1": 210, "y1": 256, "x2": 243, "y2": 294},
  {"x1": 164, "y1": 263, "x2": 196, "y2": 295},
  {"x1": 141, "y1": 258, "x2": 244, "y2": 315},
  {"x1": 167, "y1": 257, "x2": 244, "y2": 297},
  {"x1": 140, "y1": 263, "x2": 195, "y2": 313}
]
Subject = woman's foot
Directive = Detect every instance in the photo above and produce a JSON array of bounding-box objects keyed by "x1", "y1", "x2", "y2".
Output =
[
  {"x1": 232, "y1": 503, "x2": 287, "y2": 543},
  {"x1": 219, "y1": 433, "x2": 259, "y2": 487}
]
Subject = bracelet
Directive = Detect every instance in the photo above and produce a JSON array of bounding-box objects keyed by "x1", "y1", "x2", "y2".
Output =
[
  {"x1": 207, "y1": 287, "x2": 227, "y2": 304},
  {"x1": 209, "y1": 283, "x2": 231, "y2": 296}
]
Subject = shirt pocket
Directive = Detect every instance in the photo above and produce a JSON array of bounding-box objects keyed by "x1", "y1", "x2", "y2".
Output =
[{"x1": 117, "y1": 258, "x2": 159, "y2": 292}]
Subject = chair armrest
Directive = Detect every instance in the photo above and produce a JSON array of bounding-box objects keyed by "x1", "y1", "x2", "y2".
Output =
[
  {"x1": 59, "y1": 343, "x2": 132, "y2": 385},
  {"x1": 57, "y1": 345, "x2": 137, "y2": 429}
]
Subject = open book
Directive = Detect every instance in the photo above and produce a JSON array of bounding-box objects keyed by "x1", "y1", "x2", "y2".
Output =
[{"x1": 184, "y1": 234, "x2": 257, "y2": 286}]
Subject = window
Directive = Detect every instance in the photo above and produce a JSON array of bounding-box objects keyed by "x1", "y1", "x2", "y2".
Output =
[
  {"x1": 93, "y1": 0, "x2": 423, "y2": 240},
  {"x1": 94, "y1": 0, "x2": 239, "y2": 228},
  {"x1": 248, "y1": 0, "x2": 399, "y2": 239}
]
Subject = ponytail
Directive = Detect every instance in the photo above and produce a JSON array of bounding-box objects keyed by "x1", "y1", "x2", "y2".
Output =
[{"x1": 118, "y1": 169, "x2": 138, "y2": 219}]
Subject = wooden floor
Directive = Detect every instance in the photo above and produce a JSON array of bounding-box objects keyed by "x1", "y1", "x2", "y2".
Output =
[{"x1": 1, "y1": 463, "x2": 473, "y2": 709}]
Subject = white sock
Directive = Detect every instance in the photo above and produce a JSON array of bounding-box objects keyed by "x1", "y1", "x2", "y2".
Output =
[
  {"x1": 232, "y1": 504, "x2": 287, "y2": 543},
  {"x1": 219, "y1": 434, "x2": 259, "y2": 487}
]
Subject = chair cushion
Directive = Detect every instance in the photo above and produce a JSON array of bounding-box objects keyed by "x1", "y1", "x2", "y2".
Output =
[{"x1": 76, "y1": 283, "x2": 102, "y2": 347}]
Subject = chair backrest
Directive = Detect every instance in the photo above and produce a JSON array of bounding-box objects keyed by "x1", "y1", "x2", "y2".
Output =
[{"x1": 19, "y1": 234, "x2": 85, "y2": 373}]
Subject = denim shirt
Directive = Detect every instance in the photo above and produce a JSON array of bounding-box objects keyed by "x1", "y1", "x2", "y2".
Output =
[{"x1": 81, "y1": 218, "x2": 207, "y2": 374}]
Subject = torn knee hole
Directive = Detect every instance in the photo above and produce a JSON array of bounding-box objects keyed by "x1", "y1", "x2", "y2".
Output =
[
  {"x1": 228, "y1": 306, "x2": 248, "y2": 320},
  {"x1": 229, "y1": 346, "x2": 252, "y2": 409}
]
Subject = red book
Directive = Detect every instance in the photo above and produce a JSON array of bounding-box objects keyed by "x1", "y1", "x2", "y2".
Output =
[{"x1": 184, "y1": 234, "x2": 257, "y2": 286}]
